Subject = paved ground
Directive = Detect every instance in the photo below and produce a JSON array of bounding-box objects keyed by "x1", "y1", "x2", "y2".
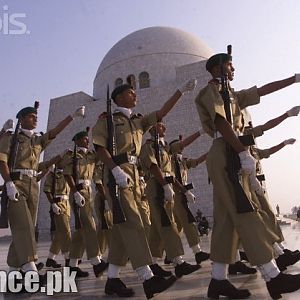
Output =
[{"x1": 1, "y1": 217, "x2": 300, "y2": 299}]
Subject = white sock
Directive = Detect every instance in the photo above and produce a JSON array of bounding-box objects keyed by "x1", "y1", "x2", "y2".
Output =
[
  {"x1": 135, "y1": 265, "x2": 154, "y2": 281},
  {"x1": 90, "y1": 256, "x2": 101, "y2": 266},
  {"x1": 211, "y1": 262, "x2": 227, "y2": 280},
  {"x1": 22, "y1": 262, "x2": 38, "y2": 272},
  {"x1": 173, "y1": 256, "x2": 184, "y2": 266},
  {"x1": 257, "y1": 259, "x2": 280, "y2": 282},
  {"x1": 48, "y1": 252, "x2": 56, "y2": 260},
  {"x1": 235, "y1": 250, "x2": 241, "y2": 262},
  {"x1": 273, "y1": 243, "x2": 284, "y2": 258},
  {"x1": 278, "y1": 242, "x2": 285, "y2": 250},
  {"x1": 69, "y1": 259, "x2": 78, "y2": 267},
  {"x1": 63, "y1": 252, "x2": 69, "y2": 259},
  {"x1": 152, "y1": 257, "x2": 158, "y2": 264},
  {"x1": 191, "y1": 244, "x2": 201, "y2": 254},
  {"x1": 108, "y1": 264, "x2": 121, "y2": 278}
]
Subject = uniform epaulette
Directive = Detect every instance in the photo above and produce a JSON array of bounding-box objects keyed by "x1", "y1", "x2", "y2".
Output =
[
  {"x1": 208, "y1": 79, "x2": 220, "y2": 85},
  {"x1": 98, "y1": 112, "x2": 108, "y2": 119}
]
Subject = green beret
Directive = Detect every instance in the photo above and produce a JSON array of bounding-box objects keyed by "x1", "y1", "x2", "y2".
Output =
[
  {"x1": 16, "y1": 107, "x2": 37, "y2": 119},
  {"x1": 72, "y1": 131, "x2": 88, "y2": 142},
  {"x1": 111, "y1": 84, "x2": 132, "y2": 101},
  {"x1": 206, "y1": 53, "x2": 232, "y2": 72}
]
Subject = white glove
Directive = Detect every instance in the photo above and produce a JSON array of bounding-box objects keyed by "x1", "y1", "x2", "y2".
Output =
[
  {"x1": 178, "y1": 79, "x2": 197, "y2": 94},
  {"x1": 238, "y1": 150, "x2": 257, "y2": 175},
  {"x1": 72, "y1": 106, "x2": 85, "y2": 118},
  {"x1": 74, "y1": 191, "x2": 85, "y2": 207},
  {"x1": 295, "y1": 73, "x2": 300, "y2": 83},
  {"x1": 6, "y1": 181, "x2": 19, "y2": 201},
  {"x1": 104, "y1": 200, "x2": 110, "y2": 212},
  {"x1": 2, "y1": 119, "x2": 14, "y2": 131},
  {"x1": 111, "y1": 166, "x2": 130, "y2": 188},
  {"x1": 185, "y1": 190, "x2": 196, "y2": 203},
  {"x1": 283, "y1": 138, "x2": 296, "y2": 145},
  {"x1": 286, "y1": 106, "x2": 300, "y2": 117},
  {"x1": 51, "y1": 203, "x2": 61, "y2": 215},
  {"x1": 163, "y1": 183, "x2": 175, "y2": 203},
  {"x1": 249, "y1": 174, "x2": 265, "y2": 196}
]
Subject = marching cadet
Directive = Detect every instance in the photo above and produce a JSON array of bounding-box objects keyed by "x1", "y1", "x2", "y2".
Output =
[
  {"x1": 0, "y1": 105, "x2": 84, "y2": 277},
  {"x1": 63, "y1": 129, "x2": 108, "y2": 278},
  {"x1": 43, "y1": 159, "x2": 72, "y2": 269},
  {"x1": 169, "y1": 137, "x2": 210, "y2": 265},
  {"x1": 92, "y1": 79, "x2": 196, "y2": 299},
  {"x1": 140, "y1": 123, "x2": 201, "y2": 278},
  {"x1": 194, "y1": 50, "x2": 300, "y2": 299},
  {"x1": 93, "y1": 161, "x2": 113, "y2": 255}
]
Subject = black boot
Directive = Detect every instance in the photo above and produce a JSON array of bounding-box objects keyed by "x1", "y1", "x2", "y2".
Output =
[
  {"x1": 164, "y1": 256, "x2": 172, "y2": 265},
  {"x1": 266, "y1": 272, "x2": 300, "y2": 299},
  {"x1": 143, "y1": 275, "x2": 176, "y2": 299},
  {"x1": 35, "y1": 262, "x2": 44, "y2": 271},
  {"x1": 93, "y1": 260, "x2": 109, "y2": 277},
  {"x1": 283, "y1": 248, "x2": 300, "y2": 255},
  {"x1": 150, "y1": 263, "x2": 172, "y2": 277},
  {"x1": 46, "y1": 258, "x2": 62, "y2": 269},
  {"x1": 228, "y1": 261, "x2": 257, "y2": 275},
  {"x1": 175, "y1": 261, "x2": 200, "y2": 278},
  {"x1": 195, "y1": 251, "x2": 210, "y2": 264},
  {"x1": 239, "y1": 251, "x2": 249, "y2": 262},
  {"x1": 207, "y1": 278, "x2": 251, "y2": 299},
  {"x1": 105, "y1": 278, "x2": 135, "y2": 297},
  {"x1": 69, "y1": 266, "x2": 89, "y2": 278},
  {"x1": 276, "y1": 251, "x2": 300, "y2": 271}
]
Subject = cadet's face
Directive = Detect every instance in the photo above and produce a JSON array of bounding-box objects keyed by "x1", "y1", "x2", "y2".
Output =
[
  {"x1": 156, "y1": 123, "x2": 166, "y2": 137},
  {"x1": 77, "y1": 136, "x2": 89, "y2": 148},
  {"x1": 223, "y1": 61, "x2": 235, "y2": 81},
  {"x1": 117, "y1": 89, "x2": 137, "y2": 108},
  {"x1": 20, "y1": 113, "x2": 37, "y2": 130}
]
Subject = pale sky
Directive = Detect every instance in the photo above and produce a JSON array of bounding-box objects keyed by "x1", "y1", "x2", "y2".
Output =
[{"x1": 1, "y1": 0, "x2": 300, "y2": 213}]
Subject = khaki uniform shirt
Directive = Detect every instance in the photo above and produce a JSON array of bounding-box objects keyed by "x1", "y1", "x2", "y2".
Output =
[
  {"x1": 195, "y1": 82, "x2": 260, "y2": 137},
  {"x1": 63, "y1": 149, "x2": 96, "y2": 181},
  {"x1": 171, "y1": 156, "x2": 199, "y2": 185},
  {"x1": 0, "y1": 131, "x2": 52, "y2": 170},
  {"x1": 92, "y1": 111, "x2": 158, "y2": 186}
]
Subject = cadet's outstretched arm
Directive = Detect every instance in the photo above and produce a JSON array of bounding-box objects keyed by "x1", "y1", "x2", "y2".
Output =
[
  {"x1": 156, "y1": 90, "x2": 183, "y2": 120},
  {"x1": 259, "y1": 113, "x2": 288, "y2": 132},
  {"x1": 257, "y1": 75, "x2": 296, "y2": 97},
  {"x1": 196, "y1": 153, "x2": 207, "y2": 165},
  {"x1": 180, "y1": 131, "x2": 201, "y2": 150}
]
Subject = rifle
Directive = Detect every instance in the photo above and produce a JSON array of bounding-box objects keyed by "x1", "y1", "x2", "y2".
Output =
[
  {"x1": 72, "y1": 144, "x2": 82, "y2": 229},
  {"x1": 220, "y1": 45, "x2": 254, "y2": 213},
  {"x1": 49, "y1": 165, "x2": 57, "y2": 234},
  {"x1": 106, "y1": 85, "x2": 126, "y2": 224},
  {"x1": 153, "y1": 128, "x2": 172, "y2": 227},
  {"x1": 0, "y1": 102, "x2": 39, "y2": 228},
  {"x1": 173, "y1": 155, "x2": 196, "y2": 223}
]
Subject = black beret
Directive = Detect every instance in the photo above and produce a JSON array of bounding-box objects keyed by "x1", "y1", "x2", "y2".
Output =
[
  {"x1": 206, "y1": 53, "x2": 232, "y2": 72},
  {"x1": 16, "y1": 107, "x2": 37, "y2": 119},
  {"x1": 111, "y1": 84, "x2": 132, "y2": 101},
  {"x1": 72, "y1": 131, "x2": 88, "y2": 142}
]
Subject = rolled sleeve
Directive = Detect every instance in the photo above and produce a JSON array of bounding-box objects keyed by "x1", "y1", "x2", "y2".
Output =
[
  {"x1": 43, "y1": 175, "x2": 53, "y2": 193},
  {"x1": 186, "y1": 158, "x2": 199, "y2": 169},
  {"x1": 250, "y1": 125, "x2": 264, "y2": 138},
  {"x1": 140, "y1": 143, "x2": 158, "y2": 169},
  {"x1": 169, "y1": 141, "x2": 183, "y2": 155},
  {"x1": 92, "y1": 119, "x2": 108, "y2": 148},
  {"x1": 141, "y1": 111, "x2": 158, "y2": 133},
  {"x1": 40, "y1": 132, "x2": 55, "y2": 150},
  {"x1": 0, "y1": 134, "x2": 11, "y2": 163},
  {"x1": 235, "y1": 86, "x2": 260, "y2": 110},
  {"x1": 254, "y1": 147, "x2": 270, "y2": 159}
]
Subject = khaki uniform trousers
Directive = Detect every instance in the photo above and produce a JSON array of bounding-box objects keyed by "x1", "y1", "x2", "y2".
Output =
[
  {"x1": 136, "y1": 196, "x2": 151, "y2": 242},
  {"x1": 7, "y1": 176, "x2": 38, "y2": 267},
  {"x1": 105, "y1": 185, "x2": 153, "y2": 269},
  {"x1": 69, "y1": 188, "x2": 100, "y2": 259},
  {"x1": 207, "y1": 139, "x2": 276, "y2": 266},
  {"x1": 50, "y1": 210, "x2": 72, "y2": 255},
  {"x1": 146, "y1": 179, "x2": 184, "y2": 260},
  {"x1": 94, "y1": 191, "x2": 113, "y2": 255},
  {"x1": 173, "y1": 192, "x2": 199, "y2": 248}
]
